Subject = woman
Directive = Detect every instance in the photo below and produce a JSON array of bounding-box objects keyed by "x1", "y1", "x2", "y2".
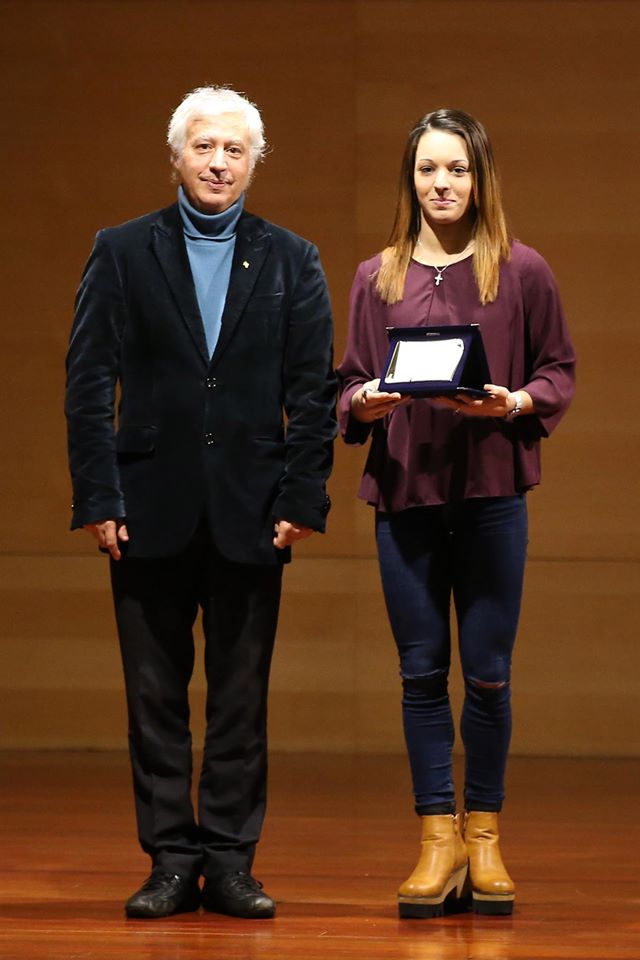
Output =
[{"x1": 337, "y1": 109, "x2": 575, "y2": 919}]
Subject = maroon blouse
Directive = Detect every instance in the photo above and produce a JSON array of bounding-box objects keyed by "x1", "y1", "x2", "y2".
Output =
[{"x1": 336, "y1": 242, "x2": 576, "y2": 512}]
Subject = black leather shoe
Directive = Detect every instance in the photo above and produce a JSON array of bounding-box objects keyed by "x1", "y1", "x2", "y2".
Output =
[
  {"x1": 202, "y1": 871, "x2": 276, "y2": 919},
  {"x1": 125, "y1": 872, "x2": 201, "y2": 918}
]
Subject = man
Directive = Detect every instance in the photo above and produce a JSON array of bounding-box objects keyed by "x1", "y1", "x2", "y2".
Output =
[{"x1": 65, "y1": 86, "x2": 336, "y2": 920}]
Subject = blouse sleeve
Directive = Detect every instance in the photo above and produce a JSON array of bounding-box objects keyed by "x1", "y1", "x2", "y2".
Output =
[
  {"x1": 336, "y1": 261, "x2": 381, "y2": 445},
  {"x1": 519, "y1": 248, "x2": 576, "y2": 438}
]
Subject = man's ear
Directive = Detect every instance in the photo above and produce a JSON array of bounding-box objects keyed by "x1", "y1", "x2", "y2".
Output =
[{"x1": 169, "y1": 151, "x2": 181, "y2": 184}]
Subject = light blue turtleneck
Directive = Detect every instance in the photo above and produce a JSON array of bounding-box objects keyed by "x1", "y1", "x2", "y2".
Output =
[{"x1": 178, "y1": 185, "x2": 244, "y2": 358}]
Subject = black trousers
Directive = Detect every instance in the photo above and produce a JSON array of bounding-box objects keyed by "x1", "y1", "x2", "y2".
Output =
[{"x1": 109, "y1": 524, "x2": 282, "y2": 880}]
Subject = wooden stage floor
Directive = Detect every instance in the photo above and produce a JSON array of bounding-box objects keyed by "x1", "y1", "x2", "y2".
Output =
[{"x1": 1, "y1": 751, "x2": 639, "y2": 959}]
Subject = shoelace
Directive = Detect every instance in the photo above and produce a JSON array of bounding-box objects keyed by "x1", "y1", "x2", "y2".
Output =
[
  {"x1": 225, "y1": 872, "x2": 264, "y2": 894},
  {"x1": 142, "y1": 872, "x2": 183, "y2": 892}
]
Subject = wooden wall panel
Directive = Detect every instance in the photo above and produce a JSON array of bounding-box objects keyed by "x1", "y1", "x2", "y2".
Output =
[
  {"x1": 1, "y1": 0, "x2": 638, "y2": 754},
  {"x1": 2, "y1": 553, "x2": 638, "y2": 755}
]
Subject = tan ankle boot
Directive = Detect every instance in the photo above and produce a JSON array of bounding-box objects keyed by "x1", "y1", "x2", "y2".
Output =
[
  {"x1": 397, "y1": 814, "x2": 468, "y2": 918},
  {"x1": 464, "y1": 811, "x2": 515, "y2": 915}
]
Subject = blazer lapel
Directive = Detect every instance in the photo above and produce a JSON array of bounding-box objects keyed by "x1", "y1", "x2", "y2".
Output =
[
  {"x1": 150, "y1": 204, "x2": 209, "y2": 364},
  {"x1": 210, "y1": 213, "x2": 271, "y2": 368}
]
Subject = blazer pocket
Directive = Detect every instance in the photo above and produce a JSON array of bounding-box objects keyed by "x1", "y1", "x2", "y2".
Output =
[
  {"x1": 253, "y1": 436, "x2": 285, "y2": 449},
  {"x1": 243, "y1": 292, "x2": 284, "y2": 315},
  {"x1": 116, "y1": 424, "x2": 157, "y2": 454}
]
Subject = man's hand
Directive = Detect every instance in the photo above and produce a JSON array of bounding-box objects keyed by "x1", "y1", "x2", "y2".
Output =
[
  {"x1": 273, "y1": 519, "x2": 314, "y2": 550},
  {"x1": 84, "y1": 520, "x2": 129, "y2": 560}
]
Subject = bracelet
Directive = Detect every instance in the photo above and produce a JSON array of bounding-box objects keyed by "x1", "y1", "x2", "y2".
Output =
[{"x1": 506, "y1": 391, "x2": 523, "y2": 419}]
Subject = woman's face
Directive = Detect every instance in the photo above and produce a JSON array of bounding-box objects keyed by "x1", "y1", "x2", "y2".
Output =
[{"x1": 413, "y1": 129, "x2": 474, "y2": 229}]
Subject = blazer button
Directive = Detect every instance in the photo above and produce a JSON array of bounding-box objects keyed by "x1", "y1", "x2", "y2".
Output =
[
  {"x1": 204, "y1": 433, "x2": 215, "y2": 445},
  {"x1": 205, "y1": 377, "x2": 217, "y2": 388}
]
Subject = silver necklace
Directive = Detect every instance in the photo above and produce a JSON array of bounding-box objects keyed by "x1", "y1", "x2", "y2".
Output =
[
  {"x1": 433, "y1": 264, "x2": 449, "y2": 286},
  {"x1": 416, "y1": 235, "x2": 474, "y2": 285},
  {"x1": 416, "y1": 237, "x2": 450, "y2": 286}
]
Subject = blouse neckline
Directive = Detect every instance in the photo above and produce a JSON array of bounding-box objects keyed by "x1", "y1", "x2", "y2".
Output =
[{"x1": 410, "y1": 251, "x2": 475, "y2": 269}]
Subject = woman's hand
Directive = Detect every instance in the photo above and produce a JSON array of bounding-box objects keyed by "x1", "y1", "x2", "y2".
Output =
[
  {"x1": 351, "y1": 379, "x2": 409, "y2": 423},
  {"x1": 434, "y1": 385, "x2": 533, "y2": 418}
]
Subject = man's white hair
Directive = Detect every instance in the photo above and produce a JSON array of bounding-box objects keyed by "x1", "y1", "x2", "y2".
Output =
[{"x1": 167, "y1": 86, "x2": 266, "y2": 171}]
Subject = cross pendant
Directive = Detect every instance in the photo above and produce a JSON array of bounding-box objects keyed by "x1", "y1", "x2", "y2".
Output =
[{"x1": 435, "y1": 273, "x2": 443, "y2": 286}]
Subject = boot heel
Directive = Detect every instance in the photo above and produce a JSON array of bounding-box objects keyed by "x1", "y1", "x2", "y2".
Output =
[
  {"x1": 452, "y1": 863, "x2": 468, "y2": 899},
  {"x1": 444, "y1": 863, "x2": 471, "y2": 915}
]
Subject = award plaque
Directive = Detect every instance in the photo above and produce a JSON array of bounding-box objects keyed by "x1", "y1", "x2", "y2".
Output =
[{"x1": 379, "y1": 324, "x2": 491, "y2": 398}]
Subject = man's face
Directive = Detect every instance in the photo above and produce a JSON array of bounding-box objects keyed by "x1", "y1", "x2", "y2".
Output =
[{"x1": 174, "y1": 113, "x2": 252, "y2": 214}]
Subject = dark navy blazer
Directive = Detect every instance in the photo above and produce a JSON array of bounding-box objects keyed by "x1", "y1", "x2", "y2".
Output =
[{"x1": 66, "y1": 204, "x2": 336, "y2": 563}]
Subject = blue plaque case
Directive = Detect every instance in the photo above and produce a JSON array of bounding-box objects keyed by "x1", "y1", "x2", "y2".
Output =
[{"x1": 379, "y1": 324, "x2": 491, "y2": 398}]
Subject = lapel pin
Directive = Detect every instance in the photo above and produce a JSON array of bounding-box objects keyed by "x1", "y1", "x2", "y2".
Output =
[{"x1": 242, "y1": 260, "x2": 250, "y2": 269}]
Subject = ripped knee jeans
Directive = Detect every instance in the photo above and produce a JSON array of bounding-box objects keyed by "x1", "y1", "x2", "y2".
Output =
[{"x1": 376, "y1": 496, "x2": 528, "y2": 813}]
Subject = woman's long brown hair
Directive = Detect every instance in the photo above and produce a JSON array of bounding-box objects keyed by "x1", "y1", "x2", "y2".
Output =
[{"x1": 376, "y1": 109, "x2": 510, "y2": 305}]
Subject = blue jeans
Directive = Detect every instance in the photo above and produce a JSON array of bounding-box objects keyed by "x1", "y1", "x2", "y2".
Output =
[{"x1": 376, "y1": 496, "x2": 528, "y2": 813}]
